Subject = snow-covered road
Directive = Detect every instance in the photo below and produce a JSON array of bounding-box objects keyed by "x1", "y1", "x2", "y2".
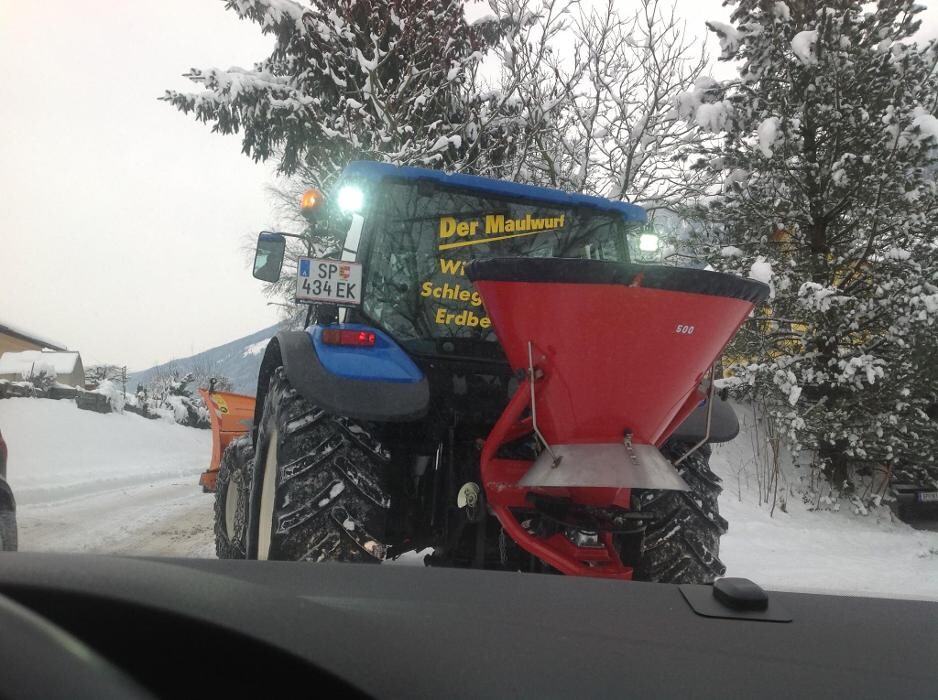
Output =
[
  {"x1": 2, "y1": 396, "x2": 937, "y2": 601},
  {"x1": 16, "y1": 476, "x2": 214, "y2": 557},
  {"x1": 1, "y1": 398, "x2": 215, "y2": 557}
]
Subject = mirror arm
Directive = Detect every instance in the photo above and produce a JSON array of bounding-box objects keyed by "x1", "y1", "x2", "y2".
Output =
[{"x1": 272, "y1": 229, "x2": 313, "y2": 258}]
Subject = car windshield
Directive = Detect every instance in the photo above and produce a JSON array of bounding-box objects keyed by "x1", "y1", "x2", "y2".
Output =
[{"x1": 1, "y1": 0, "x2": 937, "y2": 612}]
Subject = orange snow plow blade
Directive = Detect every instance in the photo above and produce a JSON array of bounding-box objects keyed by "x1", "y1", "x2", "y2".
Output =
[{"x1": 198, "y1": 389, "x2": 256, "y2": 492}]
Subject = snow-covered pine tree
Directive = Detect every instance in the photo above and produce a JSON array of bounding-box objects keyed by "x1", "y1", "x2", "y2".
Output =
[
  {"x1": 165, "y1": 0, "x2": 537, "y2": 310},
  {"x1": 163, "y1": 0, "x2": 517, "y2": 182},
  {"x1": 679, "y1": 0, "x2": 938, "y2": 492}
]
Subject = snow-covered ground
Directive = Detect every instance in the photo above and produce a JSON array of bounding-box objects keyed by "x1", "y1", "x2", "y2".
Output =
[
  {"x1": 1, "y1": 397, "x2": 936, "y2": 600},
  {"x1": 0, "y1": 398, "x2": 215, "y2": 557},
  {"x1": 712, "y1": 425, "x2": 938, "y2": 601}
]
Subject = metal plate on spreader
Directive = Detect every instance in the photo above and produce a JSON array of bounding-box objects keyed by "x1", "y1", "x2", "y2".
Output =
[{"x1": 519, "y1": 443, "x2": 690, "y2": 490}]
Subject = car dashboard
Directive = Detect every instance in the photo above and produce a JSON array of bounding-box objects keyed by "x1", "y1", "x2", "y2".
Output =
[{"x1": 0, "y1": 553, "x2": 936, "y2": 699}]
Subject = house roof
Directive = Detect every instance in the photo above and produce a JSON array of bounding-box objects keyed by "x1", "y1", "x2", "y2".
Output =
[
  {"x1": 0, "y1": 321, "x2": 66, "y2": 351},
  {"x1": 0, "y1": 350, "x2": 82, "y2": 377}
]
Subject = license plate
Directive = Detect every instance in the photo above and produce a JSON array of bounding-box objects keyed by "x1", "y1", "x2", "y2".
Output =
[
  {"x1": 918, "y1": 491, "x2": 938, "y2": 503},
  {"x1": 296, "y1": 257, "x2": 362, "y2": 306}
]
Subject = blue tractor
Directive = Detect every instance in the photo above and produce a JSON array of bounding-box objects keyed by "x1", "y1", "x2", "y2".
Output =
[{"x1": 214, "y1": 161, "x2": 767, "y2": 583}]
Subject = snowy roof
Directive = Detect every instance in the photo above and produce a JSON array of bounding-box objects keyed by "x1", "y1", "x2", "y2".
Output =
[
  {"x1": 0, "y1": 320, "x2": 66, "y2": 351},
  {"x1": 0, "y1": 350, "x2": 82, "y2": 376}
]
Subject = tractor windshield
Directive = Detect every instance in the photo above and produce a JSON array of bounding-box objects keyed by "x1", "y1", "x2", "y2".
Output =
[{"x1": 359, "y1": 178, "x2": 640, "y2": 354}]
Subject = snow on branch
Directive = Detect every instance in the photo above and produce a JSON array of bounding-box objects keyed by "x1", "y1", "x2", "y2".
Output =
[{"x1": 791, "y1": 30, "x2": 818, "y2": 66}]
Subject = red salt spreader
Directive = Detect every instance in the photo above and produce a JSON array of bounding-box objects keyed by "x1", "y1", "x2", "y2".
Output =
[{"x1": 466, "y1": 257, "x2": 770, "y2": 580}]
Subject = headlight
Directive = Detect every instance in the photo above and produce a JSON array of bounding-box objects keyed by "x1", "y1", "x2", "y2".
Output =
[{"x1": 337, "y1": 185, "x2": 364, "y2": 214}]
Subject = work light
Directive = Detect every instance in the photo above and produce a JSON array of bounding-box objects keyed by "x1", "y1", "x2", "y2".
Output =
[
  {"x1": 639, "y1": 233, "x2": 660, "y2": 252},
  {"x1": 337, "y1": 185, "x2": 364, "y2": 214}
]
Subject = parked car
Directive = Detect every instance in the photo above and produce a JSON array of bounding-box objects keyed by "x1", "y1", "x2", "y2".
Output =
[
  {"x1": 0, "y1": 427, "x2": 17, "y2": 551},
  {"x1": 891, "y1": 481, "x2": 938, "y2": 522}
]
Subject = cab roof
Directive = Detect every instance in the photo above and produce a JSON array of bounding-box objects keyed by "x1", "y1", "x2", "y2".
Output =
[{"x1": 339, "y1": 161, "x2": 647, "y2": 224}]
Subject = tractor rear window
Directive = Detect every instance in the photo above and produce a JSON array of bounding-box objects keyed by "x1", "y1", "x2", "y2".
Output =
[{"x1": 361, "y1": 180, "x2": 635, "y2": 349}]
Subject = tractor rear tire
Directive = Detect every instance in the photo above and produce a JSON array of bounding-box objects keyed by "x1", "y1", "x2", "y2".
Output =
[
  {"x1": 214, "y1": 435, "x2": 253, "y2": 559},
  {"x1": 632, "y1": 441, "x2": 727, "y2": 585},
  {"x1": 247, "y1": 368, "x2": 391, "y2": 563}
]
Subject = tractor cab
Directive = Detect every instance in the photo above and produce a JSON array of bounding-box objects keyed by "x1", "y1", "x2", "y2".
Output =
[{"x1": 254, "y1": 162, "x2": 657, "y2": 363}]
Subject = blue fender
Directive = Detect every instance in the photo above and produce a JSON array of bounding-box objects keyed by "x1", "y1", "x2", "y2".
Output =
[{"x1": 254, "y1": 326, "x2": 429, "y2": 428}]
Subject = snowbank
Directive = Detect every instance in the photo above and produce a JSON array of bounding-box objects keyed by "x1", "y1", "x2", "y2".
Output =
[
  {"x1": 713, "y1": 405, "x2": 938, "y2": 601},
  {"x1": 0, "y1": 397, "x2": 209, "y2": 505},
  {"x1": 92, "y1": 379, "x2": 126, "y2": 412}
]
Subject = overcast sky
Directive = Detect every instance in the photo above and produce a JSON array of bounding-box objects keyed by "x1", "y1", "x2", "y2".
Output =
[
  {"x1": 1, "y1": 1, "x2": 936, "y2": 371},
  {"x1": 1, "y1": 2, "x2": 281, "y2": 370}
]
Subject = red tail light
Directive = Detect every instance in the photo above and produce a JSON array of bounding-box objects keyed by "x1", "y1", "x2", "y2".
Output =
[{"x1": 321, "y1": 329, "x2": 376, "y2": 347}]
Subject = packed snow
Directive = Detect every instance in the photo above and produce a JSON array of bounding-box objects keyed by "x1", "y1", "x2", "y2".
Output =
[
  {"x1": 749, "y1": 256, "x2": 774, "y2": 285},
  {"x1": 772, "y1": 1, "x2": 792, "y2": 22},
  {"x1": 911, "y1": 106, "x2": 938, "y2": 143},
  {"x1": 798, "y1": 281, "x2": 847, "y2": 312},
  {"x1": 791, "y1": 30, "x2": 818, "y2": 65},
  {"x1": 1, "y1": 397, "x2": 936, "y2": 600},
  {"x1": 757, "y1": 117, "x2": 780, "y2": 157},
  {"x1": 694, "y1": 102, "x2": 733, "y2": 132},
  {"x1": 93, "y1": 379, "x2": 126, "y2": 412},
  {"x1": 706, "y1": 21, "x2": 741, "y2": 58},
  {"x1": 673, "y1": 77, "x2": 735, "y2": 134}
]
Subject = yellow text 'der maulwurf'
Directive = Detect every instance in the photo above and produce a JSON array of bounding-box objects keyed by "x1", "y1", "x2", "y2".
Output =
[{"x1": 438, "y1": 213, "x2": 565, "y2": 251}]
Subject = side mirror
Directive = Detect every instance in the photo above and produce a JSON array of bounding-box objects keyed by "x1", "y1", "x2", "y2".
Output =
[{"x1": 253, "y1": 232, "x2": 286, "y2": 282}]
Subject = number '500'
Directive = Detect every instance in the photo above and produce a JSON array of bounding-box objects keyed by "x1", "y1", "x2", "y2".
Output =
[{"x1": 675, "y1": 324, "x2": 695, "y2": 335}]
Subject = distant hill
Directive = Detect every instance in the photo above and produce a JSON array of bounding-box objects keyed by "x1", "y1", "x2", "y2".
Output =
[{"x1": 128, "y1": 322, "x2": 288, "y2": 395}]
